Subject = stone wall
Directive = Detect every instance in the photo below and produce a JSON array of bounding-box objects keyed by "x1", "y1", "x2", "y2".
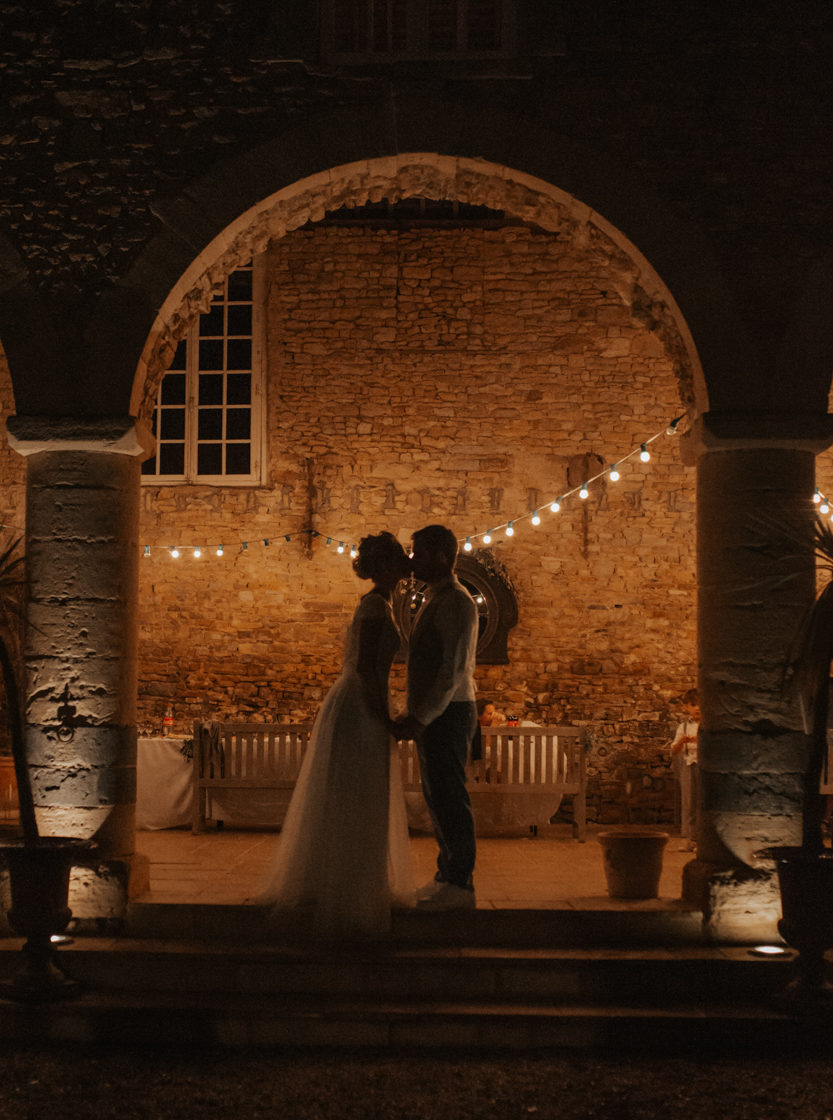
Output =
[
  {"x1": 137, "y1": 222, "x2": 696, "y2": 823},
  {"x1": 0, "y1": 345, "x2": 27, "y2": 756}
]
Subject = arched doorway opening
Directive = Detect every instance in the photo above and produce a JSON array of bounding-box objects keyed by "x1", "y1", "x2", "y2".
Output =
[{"x1": 133, "y1": 154, "x2": 700, "y2": 851}]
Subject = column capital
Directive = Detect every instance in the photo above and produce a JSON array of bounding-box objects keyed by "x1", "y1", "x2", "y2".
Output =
[
  {"x1": 5, "y1": 415, "x2": 153, "y2": 459},
  {"x1": 681, "y1": 411, "x2": 833, "y2": 464}
]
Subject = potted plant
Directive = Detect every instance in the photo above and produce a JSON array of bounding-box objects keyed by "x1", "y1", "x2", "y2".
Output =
[
  {"x1": 757, "y1": 516, "x2": 833, "y2": 1012},
  {"x1": 0, "y1": 535, "x2": 93, "y2": 1001}
]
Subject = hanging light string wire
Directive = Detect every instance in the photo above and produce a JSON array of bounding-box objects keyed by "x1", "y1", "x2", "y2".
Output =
[
  {"x1": 462, "y1": 413, "x2": 688, "y2": 551},
  {"x1": 138, "y1": 413, "x2": 692, "y2": 560}
]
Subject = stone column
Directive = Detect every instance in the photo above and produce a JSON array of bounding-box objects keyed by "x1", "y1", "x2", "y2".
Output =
[
  {"x1": 5, "y1": 415, "x2": 153, "y2": 924},
  {"x1": 682, "y1": 412, "x2": 833, "y2": 940}
]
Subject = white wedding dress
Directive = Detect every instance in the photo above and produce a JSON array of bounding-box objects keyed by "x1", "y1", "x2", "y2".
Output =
[{"x1": 263, "y1": 592, "x2": 415, "y2": 941}]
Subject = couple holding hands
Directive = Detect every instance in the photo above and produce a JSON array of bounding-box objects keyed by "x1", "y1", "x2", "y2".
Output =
[{"x1": 264, "y1": 525, "x2": 479, "y2": 942}]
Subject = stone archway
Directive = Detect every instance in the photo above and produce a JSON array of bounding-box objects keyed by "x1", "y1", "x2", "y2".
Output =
[
  {"x1": 130, "y1": 154, "x2": 704, "y2": 423},
  {"x1": 132, "y1": 154, "x2": 700, "y2": 867}
]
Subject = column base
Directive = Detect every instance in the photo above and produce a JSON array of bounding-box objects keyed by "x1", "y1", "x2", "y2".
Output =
[
  {"x1": 0, "y1": 853, "x2": 150, "y2": 936},
  {"x1": 682, "y1": 857, "x2": 781, "y2": 943}
]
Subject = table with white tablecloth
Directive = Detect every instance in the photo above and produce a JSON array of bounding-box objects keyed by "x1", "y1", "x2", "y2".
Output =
[
  {"x1": 136, "y1": 737, "x2": 294, "y2": 830},
  {"x1": 136, "y1": 737, "x2": 193, "y2": 830}
]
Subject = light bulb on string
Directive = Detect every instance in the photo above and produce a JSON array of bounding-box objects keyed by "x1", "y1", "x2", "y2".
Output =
[
  {"x1": 531, "y1": 511, "x2": 541, "y2": 526},
  {"x1": 814, "y1": 489, "x2": 822, "y2": 504},
  {"x1": 193, "y1": 547, "x2": 201, "y2": 559},
  {"x1": 216, "y1": 545, "x2": 224, "y2": 557},
  {"x1": 337, "y1": 542, "x2": 345, "y2": 554},
  {"x1": 608, "y1": 465, "x2": 620, "y2": 482},
  {"x1": 822, "y1": 502, "x2": 830, "y2": 515},
  {"x1": 464, "y1": 537, "x2": 472, "y2": 551},
  {"x1": 550, "y1": 500, "x2": 560, "y2": 513},
  {"x1": 506, "y1": 522, "x2": 515, "y2": 537},
  {"x1": 579, "y1": 485, "x2": 589, "y2": 500},
  {"x1": 350, "y1": 545, "x2": 357, "y2": 559},
  {"x1": 170, "y1": 547, "x2": 180, "y2": 559},
  {"x1": 640, "y1": 444, "x2": 650, "y2": 463},
  {"x1": 143, "y1": 545, "x2": 150, "y2": 558},
  {"x1": 242, "y1": 542, "x2": 248, "y2": 552},
  {"x1": 483, "y1": 532, "x2": 492, "y2": 545}
]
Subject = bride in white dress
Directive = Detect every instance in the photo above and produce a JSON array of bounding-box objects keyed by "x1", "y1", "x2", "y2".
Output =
[{"x1": 264, "y1": 532, "x2": 415, "y2": 942}]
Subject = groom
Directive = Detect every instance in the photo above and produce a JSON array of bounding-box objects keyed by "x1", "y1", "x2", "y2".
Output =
[{"x1": 394, "y1": 524, "x2": 479, "y2": 911}]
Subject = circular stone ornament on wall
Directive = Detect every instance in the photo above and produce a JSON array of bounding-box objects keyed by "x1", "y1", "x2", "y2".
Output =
[{"x1": 394, "y1": 550, "x2": 518, "y2": 664}]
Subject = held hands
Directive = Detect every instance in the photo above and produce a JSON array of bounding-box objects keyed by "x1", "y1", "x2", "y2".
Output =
[{"x1": 391, "y1": 715, "x2": 426, "y2": 741}]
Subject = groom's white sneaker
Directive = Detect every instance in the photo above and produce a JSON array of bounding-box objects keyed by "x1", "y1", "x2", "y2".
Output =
[
  {"x1": 416, "y1": 882, "x2": 476, "y2": 911},
  {"x1": 416, "y1": 879, "x2": 445, "y2": 902}
]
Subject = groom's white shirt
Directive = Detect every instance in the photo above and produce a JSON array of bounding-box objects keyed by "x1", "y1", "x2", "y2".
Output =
[{"x1": 407, "y1": 574, "x2": 478, "y2": 727}]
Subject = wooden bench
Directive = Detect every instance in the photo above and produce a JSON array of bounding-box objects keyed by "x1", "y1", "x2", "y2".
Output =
[{"x1": 191, "y1": 721, "x2": 588, "y2": 840}]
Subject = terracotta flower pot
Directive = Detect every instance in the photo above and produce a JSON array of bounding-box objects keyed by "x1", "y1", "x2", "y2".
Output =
[
  {"x1": 598, "y1": 829, "x2": 669, "y2": 899},
  {"x1": 0, "y1": 836, "x2": 95, "y2": 1002}
]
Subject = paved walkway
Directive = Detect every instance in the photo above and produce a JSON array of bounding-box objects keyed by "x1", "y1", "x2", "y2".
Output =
[{"x1": 134, "y1": 825, "x2": 694, "y2": 910}]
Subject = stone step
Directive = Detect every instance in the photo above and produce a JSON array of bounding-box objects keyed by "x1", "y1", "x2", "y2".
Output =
[
  {"x1": 0, "y1": 990, "x2": 809, "y2": 1053},
  {"x1": 123, "y1": 899, "x2": 706, "y2": 947},
  {"x1": 0, "y1": 939, "x2": 812, "y2": 1053},
  {"x1": 0, "y1": 939, "x2": 798, "y2": 1005}
]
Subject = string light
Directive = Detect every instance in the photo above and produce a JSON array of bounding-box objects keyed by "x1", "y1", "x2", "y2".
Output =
[
  {"x1": 814, "y1": 489, "x2": 822, "y2": 504},
  {"x1": 193, "y1": 547, "x2": 201, "y2": 559},
  {"x1": 822, "y1": 502, "x2": 830, "y2": 515},
  {"x1": 140, "y1": 414, "x2": 694, "y2": 562}
]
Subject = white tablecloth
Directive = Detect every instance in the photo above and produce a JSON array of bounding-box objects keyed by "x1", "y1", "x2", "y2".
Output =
[
  {"x1": 136, "y1": 737, "x2": 193, "y2": 830},
  {"x1": 136, "y1": 737, "x2": 295, "y2": 830}
]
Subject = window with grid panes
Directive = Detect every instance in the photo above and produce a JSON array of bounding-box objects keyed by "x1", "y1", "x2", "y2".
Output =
[{"x1": 142, "y1": 265, "x2": 263, "y2": 484}]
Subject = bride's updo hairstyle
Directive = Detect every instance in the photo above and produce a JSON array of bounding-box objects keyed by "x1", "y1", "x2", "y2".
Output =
[{"x1": 353, "y1": 531, "x2": 408, "y2": 581}]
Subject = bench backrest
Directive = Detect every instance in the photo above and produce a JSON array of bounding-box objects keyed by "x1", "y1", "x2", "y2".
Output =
[
  {"x1": 193, "y1": 721, "x2": 586, "y2": 792},
  {"x1": 194, "y1": 722, "x2": 313, "y2": 781}
]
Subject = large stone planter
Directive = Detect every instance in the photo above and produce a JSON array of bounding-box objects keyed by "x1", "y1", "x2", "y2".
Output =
[
  {"x1": 598, "y1": 829, "x2": 669, "y2": 899},
  {"x1": 758, "y1": 846, "x2": 833, "y2": 1013},
  {"x1": 0, "y1": 837, "x2": 95, "y2": 1002}
]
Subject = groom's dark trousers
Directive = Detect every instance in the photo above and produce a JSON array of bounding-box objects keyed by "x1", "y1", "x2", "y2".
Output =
[{"x1": 417, "y1": 700, "x2": 477, "y2": 890}]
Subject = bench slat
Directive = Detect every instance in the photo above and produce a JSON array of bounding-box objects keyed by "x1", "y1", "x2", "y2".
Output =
[{"x1": 192, "y1": 721, "x2": 587, "y2": 839}]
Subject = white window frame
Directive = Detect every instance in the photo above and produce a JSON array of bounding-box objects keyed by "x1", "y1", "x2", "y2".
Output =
[{"x1": 142, "y1": 257, "x2": 267, "y2": 487}]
